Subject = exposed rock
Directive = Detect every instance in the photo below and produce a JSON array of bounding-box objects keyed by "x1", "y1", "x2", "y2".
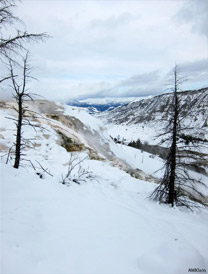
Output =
[
  {"x1": 0, "y1": 143, "x2": 9, "y2": 151},
  {"x1": 56, "y1": 130, "x2": 85, "y2": 152},
  {"x1": 126, "y1": 168, "x2": 160, "y2": 183},
  {"x1": 87, "y1": 148, "x2": 106, "y2": 161}
]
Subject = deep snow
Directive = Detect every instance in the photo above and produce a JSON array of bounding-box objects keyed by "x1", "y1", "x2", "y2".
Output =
[
  {"x1": 1, "y1": 162, "x2": 208, "y2": 274},
  {"x1": 0, "y1": 101, "x2": 208, "y2": 274}
]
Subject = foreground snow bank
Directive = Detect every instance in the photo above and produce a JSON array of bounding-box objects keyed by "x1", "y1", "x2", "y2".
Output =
[{"x1": 1, "y1": 162, "x2": 208, "y2": 274}]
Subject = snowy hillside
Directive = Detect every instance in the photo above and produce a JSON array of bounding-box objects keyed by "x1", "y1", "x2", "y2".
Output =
[
  {"x1": 0, "y1": 100, "x2": 161, "y2": 181},
  {"x1": 1, "y1": 100, "x2": 208, "y2": 274},
  {"x1": 97, "y1": 88, "x2": 208, "y2": 145}
]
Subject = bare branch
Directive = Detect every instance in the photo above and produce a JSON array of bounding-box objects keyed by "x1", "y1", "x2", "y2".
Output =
[
  {"x1": 150, "y1": 65, "x2": 208, "y2": 210},
  {"x1": 35, "y1": 160, "x2": 53, "y2": 177}
]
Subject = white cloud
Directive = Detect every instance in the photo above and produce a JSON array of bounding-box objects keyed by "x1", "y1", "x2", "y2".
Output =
[
  {"x1": 0, "y1": 0, "x2": 207, "y2": 101},
  {"x1": 173, "y1": 0, "x2": 208, "y2": 38}
]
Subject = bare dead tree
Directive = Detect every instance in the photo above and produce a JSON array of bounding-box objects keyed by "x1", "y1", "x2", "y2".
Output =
[
  {"x1": 8, "y1": 53, "x2": 45, "y2": 169},
  {"x1": 150, "y1": 65, "x2": 208, "y2": 209},
  {"x1": 0, "y1": 0, "x2": 49, "y2": 86},
  {"x1": 0, "y1": 1, "x2": 50, "y2": 169},
  {"x1": 0, "y1": 0, "x2": 48, "y2": 61},
  {"x1": 10, "y1": 53, "x2": 28, "y2": 168}
]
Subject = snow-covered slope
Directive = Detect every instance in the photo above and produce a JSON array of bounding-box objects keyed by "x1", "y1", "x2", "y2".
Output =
[
  {"x1": 0, "y1": 100, "x2": 123, "y2": 165},
  {"x1": 97, "y1": 88, "x2": 208, "y2": 144},
  {"x1": 1, "y1": 154, "x2": 208, "y2": 274},
  {"x1": 1, "y1": 100, "x2": 208, "y2": 274},
  {"x1": 0, "y1": 100, "x2": 161, "y2": 183}
]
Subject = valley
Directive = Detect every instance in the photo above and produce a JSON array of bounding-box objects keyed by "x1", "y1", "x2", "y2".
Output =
[
  {"x1": 1, "y1": 0, "x2": 208, "y2": 273},
  {"x1": 1, "y1": 88, "x2": 208, "y2": 274}
]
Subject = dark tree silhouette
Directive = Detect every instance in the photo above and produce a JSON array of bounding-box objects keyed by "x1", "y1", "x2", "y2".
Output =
[
  {"x1": 0, "y1": 0, "x2": 49, "y2": 169},
  {"x1": 0, "y1": 0, "x2": 48, "y2": 88},
  {"x1": 8, "y1": 53, "x2": 45, "y2": 169},
  {"x1": 0, "y1": 0, "x2": 48, "y2": 62},
  {"x1": 150, "y1": 65, "x2": 208, "y2": 209},
  {"x1": 9, "y1": 53, "x2": 30, "y2": 168}
]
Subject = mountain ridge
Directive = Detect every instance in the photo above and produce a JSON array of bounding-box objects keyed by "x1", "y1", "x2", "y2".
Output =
[{"x1": 97, "y1": 87, "x2": 208, "y2": 141}]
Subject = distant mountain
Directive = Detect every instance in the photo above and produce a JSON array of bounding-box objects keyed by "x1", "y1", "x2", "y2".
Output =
[
  {"x1": 98, "y1": 87, "x2": 208, "y2": 140},
  {"x1": 67, "y1": 97, "x2": 147, "y2": 114},
  {"x1": 67, "y1": 99, "x2": 125, "y2": 113}
]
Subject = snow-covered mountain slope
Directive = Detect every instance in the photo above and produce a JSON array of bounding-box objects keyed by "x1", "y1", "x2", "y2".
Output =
[
  {"x1": 0, "y1": 100, "x2": 161, "y2": 182},
  {"x1": 1, "y1": 100, "x2": 208, "y2": 274},
  {"x1": 97, "y1": 88, "x2": 208, "y2": 145}
]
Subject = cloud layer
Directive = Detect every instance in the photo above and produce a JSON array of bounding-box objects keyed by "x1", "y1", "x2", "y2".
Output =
[{"x1": 0, "y1": 0, "x2": 207, "y2": 101}]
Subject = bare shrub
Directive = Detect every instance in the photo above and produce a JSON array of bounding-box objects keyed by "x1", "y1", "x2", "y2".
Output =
[{"x1": 61, "y1": 153, "x2": 97, "y2": 186}]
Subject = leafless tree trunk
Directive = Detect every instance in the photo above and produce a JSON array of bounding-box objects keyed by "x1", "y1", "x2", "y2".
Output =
[
  {"x1": 13, "y1": 92, "x2": 22, "y2": 168},
  {"x1": 0, "y1": 0, "x2": 49, "y2": 168},
  {"x1": 168, "y1": 67, "x2": 179, "y2": 206},
  {"x1": 9, "y1": 53, "x2": 34, "y2": 168},
  {"x1": 9, "y1": 54, "x2": 27, "y2": 168},
  {"x1": 150, "y1": 65, "x2": 208, "y2": 209},
  {"x1": 7, "y1": 53, "x2": 49, "y2": 169}
]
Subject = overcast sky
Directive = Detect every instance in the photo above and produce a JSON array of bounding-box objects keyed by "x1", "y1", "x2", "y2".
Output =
[{"x1": 2, "y1": 0, "x2": 208, "y2": 101}]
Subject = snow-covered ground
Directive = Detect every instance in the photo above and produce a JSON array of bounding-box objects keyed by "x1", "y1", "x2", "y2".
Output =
[
  {"x1": 106, "y1": 123, "x2": 158, "y2": 145},
  {"x1": 1, "y1": 101, "x2": 208, "y2": 274},
  {"x1": 110, "y1": 143, "x2": 164, "y2": 178},
  {"x1": 1, "y1": 161, "x2": 208, "y2": 274}
]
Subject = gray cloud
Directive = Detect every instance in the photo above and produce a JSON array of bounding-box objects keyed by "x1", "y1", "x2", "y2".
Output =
[
  {"x1": 173, "y1": 0, "x2": 208, "y2": 38},
  {"x1": 77, "y1": 71, "x2": 163, "y2": 100},
  {"x1": 165, "y1": 59, "x2": 208, "y2": 82},
  {"x1": 181, "y1": 59, "x2": 208, "y2": 74},
  {"x1": 78, "y1": 60, "x2": 208, "y2": 100},
  {"x1": 119, "y1": 71, "x2": 160, "y2": 87},
  {"x1": 119, "y1": 87, "x2": 161, "y2": 97},
  {"x1": 78, "y1": 85, "x2": 161, "y2": 100},
  {"x1": 90, "y1": 12, "x2": 135, "y2": 30},
  {"x1": 180, "y1": 59, "x2": 208, "y2": 85},
  {"x1": 1, "y1": 0, "x2": 206, "y2": 102}
]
